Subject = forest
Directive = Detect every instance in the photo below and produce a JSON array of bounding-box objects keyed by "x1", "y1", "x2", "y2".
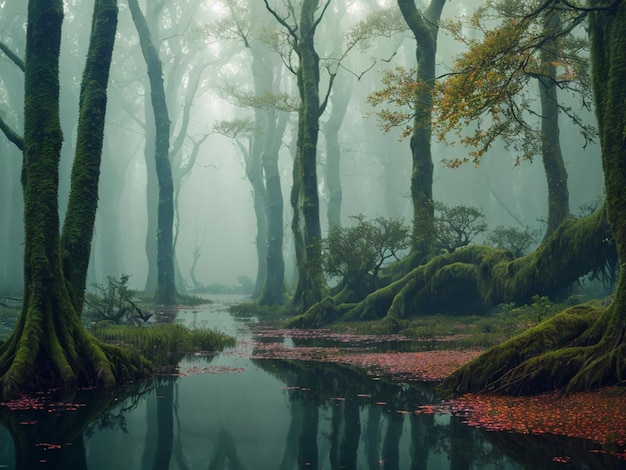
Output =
[{"x1": 0, "y1": 0, "x2": 624, "y2": 409}]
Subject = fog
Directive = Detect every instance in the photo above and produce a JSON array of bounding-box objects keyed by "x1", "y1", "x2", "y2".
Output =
[{"x1": 0, "y1": 0, "x2": 604, "y2": 295}]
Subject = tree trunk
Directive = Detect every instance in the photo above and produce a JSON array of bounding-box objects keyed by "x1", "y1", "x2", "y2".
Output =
[
  {"x1": 397, "y1": 0, "x2": 446, "y2": 262},
  {"x1": 322, "y1": 3, "x2": 350, "y2": 230},
  {"x1": 398, "y1": 0, "x2": 445, "y2": 263},
  {"x1": 0, "y1": 0, "x2": 149, "y2": 398},
  {"x1": 61, "y1": 0, "x2": 119, "y2": 314},
  {"x1": 241, "y1": 137, "x2": 269, "y2": 299},
  {"x1": 324, "y1": 75, "x2": 351, "y2": 229},
  {"x1": 538, "y1": 10, "x2": 570, "y2": 239},
  {"x1": 128, "y1": 0, "x2": 176, "y2": 305},
  {"x1": 259, "y1": 110, "x2": 289, "y2": 306},
  {"x1": 291, "y1": 0, "x2": 326, "y2": 314}
]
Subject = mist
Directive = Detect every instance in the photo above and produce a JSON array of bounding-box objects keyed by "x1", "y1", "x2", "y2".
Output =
[{"x1": 0, "y1": 0, "x2": 604, "y2": 296}]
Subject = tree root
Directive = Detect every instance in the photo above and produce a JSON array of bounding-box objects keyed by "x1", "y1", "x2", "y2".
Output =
[
  {"x1": 0, "y1": 298, "x2": 151, "y2": 399},
  {"x1": 441, "y1": 303, "x2": 626, "y2": 396}
]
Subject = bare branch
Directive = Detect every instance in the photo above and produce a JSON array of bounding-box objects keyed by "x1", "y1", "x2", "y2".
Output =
[
  {"x1": 0, "y1": 41, "x2": 24, "y2": 72},
  {"x1": 0, "y1": 116, "x2": 23, "y2": 151}
]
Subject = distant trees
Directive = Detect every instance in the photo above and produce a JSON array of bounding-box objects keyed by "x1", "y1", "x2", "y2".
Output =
[
  {"x1": 486, "y1": 226, "x2": 539, "y2": 258},
  {"x1": 211, "y1": 0, "x2": 294, "y2": 306},
  {"x1": 127, "y1": 0, "x2": 176, "y2": 305}
]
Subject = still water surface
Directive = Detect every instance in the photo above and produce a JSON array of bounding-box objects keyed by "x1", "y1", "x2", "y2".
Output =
[{"x1": 0, "y1": 296, "x2": 624, "y2": 469}]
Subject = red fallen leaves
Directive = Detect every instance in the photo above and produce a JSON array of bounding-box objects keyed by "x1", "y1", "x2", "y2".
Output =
[
  {"x1": 253, "y1": 327, "x2": 471, "y2": 345},
  {"x1": 1, "y1": 396, "x2": 86, "y2": 414},
  {"x1": 251, "y1": 342, "x2": 481, "y2": 382},
  {"x1": 338, "y1": 350, "x2": 482, "y2": 382},
  {"x1": 175, "y1": 365, "x2": 246, "y2": 377},
  {"x1": 446, "y1": 389, "x2": 626, "y2": 446}
]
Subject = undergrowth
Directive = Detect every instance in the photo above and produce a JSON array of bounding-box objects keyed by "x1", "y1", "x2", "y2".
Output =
[
  {"x1": 329, "y1": 294, "x2": 594, "y2": 349},
  {"x1": 91, "y1": 323, "x2": 236, "y2": 367}
]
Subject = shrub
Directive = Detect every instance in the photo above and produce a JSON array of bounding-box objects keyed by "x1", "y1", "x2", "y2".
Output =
[
  {"x1": 434, "y1": 202, "x2": 487, "y2": 252},
  {"x1": 486, "y1": 225, "x2": 540, "y2": 257},
  {"x1": 323, "y1": 215, "x2": 410, "y2": 297},
  {"x1": 84, "y1": 274, "x2": 152, "y2": 326}
]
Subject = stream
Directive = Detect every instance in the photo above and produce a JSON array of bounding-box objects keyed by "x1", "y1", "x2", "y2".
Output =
[{"x1": 0, "y1": 295, "x2": 624, "y2": 469}]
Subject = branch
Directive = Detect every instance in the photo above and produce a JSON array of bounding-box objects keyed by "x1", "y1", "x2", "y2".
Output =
[
  {"x1": 0, "y1": 41, "x2": 24, "y2": 72},
  {"x1": 0, "y1": 116, "x2": 24, "y2": 151},
  {"x1": 318, "y1": 68, "x2": 336, "y2": 117},
  {"x1": 263, "y1": 0, "x2": 299, "y2": 41},
  {"x1": 311, "y1": 0, "x2": 332, "y2": 33}
]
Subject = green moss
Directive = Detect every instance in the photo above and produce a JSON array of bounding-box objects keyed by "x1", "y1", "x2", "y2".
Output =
[{"x1": 441, "y1": 304, "x2": 601, "y2": 395}]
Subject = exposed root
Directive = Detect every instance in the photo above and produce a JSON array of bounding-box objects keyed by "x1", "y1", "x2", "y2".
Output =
[{"x1": 441, "y1": 304, "x2": 603, "y2": 396}]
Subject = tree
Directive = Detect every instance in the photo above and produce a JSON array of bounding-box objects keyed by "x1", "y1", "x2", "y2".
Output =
[
  {"x1": 433, "y1": 202, "x2": 488, "y2": 253},
  {"x1": 396, "y1": 0, "x2": 446, "y2": 261},
  {"x1": 434, "y1": 0, "x2": 593, "y2": 238},
  {"x1": 367, "y1": 0, "x2": 447, "y2": 260},
  {"x1": 127, "y1": 0, "x2": 176, "y2": 305},
  {"x1": 210, "y1": 0, "x2": 294, "y2": 304},
  {"x1": 443, "y1": 0, "x2": 626, "y2": 395},
  {"x1": 323, "y1": 215, "x2": 411, "y2": 302},
  {"x1": 264, "y1": 0, "x2": 334, "y2": 314},
  {"x1": 0, "y1": 0, "x2": 149, "y2": 397}
]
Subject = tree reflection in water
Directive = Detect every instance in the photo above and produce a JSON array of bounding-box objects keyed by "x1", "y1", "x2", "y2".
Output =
[{"x1": 0, "y1": 320, "x2": 623, "y2": 469}]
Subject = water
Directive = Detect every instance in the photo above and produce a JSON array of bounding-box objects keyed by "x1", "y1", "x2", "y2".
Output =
[{"x1": 0, "y1": 296, "x2": 623, "y2": 469}]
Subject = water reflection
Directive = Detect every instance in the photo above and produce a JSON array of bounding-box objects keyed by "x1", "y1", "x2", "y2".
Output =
[{"x1": 0, "y1": 302, "x2": 623, "y2": 469}]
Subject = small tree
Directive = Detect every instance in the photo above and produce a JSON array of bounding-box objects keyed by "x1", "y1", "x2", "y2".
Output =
[
  {"x1": 486, "y1": 225, "x2": 540, "y2": 258},
  {"x1": 434, "y1": 202, "x2": 487, "y2": 252},
  {"x1": 323, "y1": 215, "x2": 410, "y2": 301}
]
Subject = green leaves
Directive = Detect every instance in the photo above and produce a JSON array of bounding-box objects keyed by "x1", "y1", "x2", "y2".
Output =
[
  {"x1": 322, "y1": 214, "x2": 411, "y2": 285},
  {"x1": 434, "y1": 202, "x2": 487, "y2": 252}
]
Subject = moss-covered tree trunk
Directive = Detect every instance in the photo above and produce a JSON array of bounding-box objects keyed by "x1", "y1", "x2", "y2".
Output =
[
  {"x1": 0, "y1": 0, "x2": 149, "y2": 398},
  {"x1": 61, "y1": 0, "x2": 118, "y2": 314},
  {"x1": 290, "y1": 0, "x2": 327, "y2": 314},
  {"x1": 442, "y1": 0, "x2": 626, "y2": 396},
  {"x1": 397, "y1": 0, "x2": 446, "y2": 262},
  {"x1": 538, "y1": 10, "x2": 570, "y2": 239},
  {"x1": 336, "y1": 207, "x2": 613, "y2": 325},
  {"x1": 128, "y1": 0, "x2": 176, "y2": 305}
]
